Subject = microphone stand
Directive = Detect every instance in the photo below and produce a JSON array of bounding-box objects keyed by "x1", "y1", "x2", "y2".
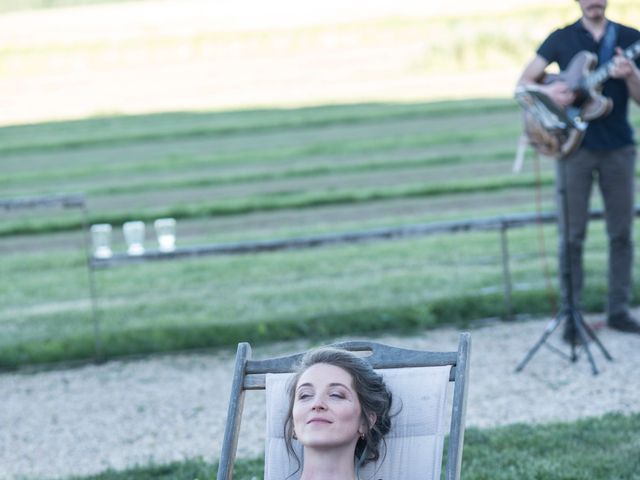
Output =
[{"x1": 516, "y1": 155, "x2": 613, "y2": 375}]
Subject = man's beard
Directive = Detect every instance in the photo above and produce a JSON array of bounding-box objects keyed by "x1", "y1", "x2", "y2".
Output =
[{"x1": 585, "y1": 5, "x2": 606, "y2": 21}]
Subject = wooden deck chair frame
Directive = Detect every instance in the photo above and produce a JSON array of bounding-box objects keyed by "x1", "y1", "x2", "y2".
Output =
[{"x1": 217, "y1": 332, "x2": 471, "y2": 480}]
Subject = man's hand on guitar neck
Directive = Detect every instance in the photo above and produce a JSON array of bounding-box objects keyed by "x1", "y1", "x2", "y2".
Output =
[
  {"x1": 609, "y1": 47, "x2": 639, "y2": 80},
  {"x1": 609, "y1": 47, "x2": 640, "y2": 104}
]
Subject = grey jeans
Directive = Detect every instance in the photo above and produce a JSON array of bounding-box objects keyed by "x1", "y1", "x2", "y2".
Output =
[{"x1": 556, "y1": 145, "x2": 636, "y2": 316}]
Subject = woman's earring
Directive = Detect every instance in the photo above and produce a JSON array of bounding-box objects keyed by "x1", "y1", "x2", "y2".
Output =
[{"x1": 360, "y1": 432, "x2": 365, "y2": 440}]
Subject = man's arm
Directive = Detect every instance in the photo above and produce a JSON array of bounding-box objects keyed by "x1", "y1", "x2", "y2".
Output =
[
  {"x1": 517, "y1": 54, "x2": 548, "y2": 86},
  {"x1": 610, "y1": 47, "x2": 640, "y2": 104}
]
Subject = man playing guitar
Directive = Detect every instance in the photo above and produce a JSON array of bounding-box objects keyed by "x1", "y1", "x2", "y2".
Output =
[{"x1": 516, "y1": 0, "x2": 640, "y2": 339}]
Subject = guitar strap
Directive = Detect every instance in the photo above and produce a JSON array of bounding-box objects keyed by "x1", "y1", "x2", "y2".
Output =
[{"x1": 598, "y1": 21, "x2": 618, "y2": 66}]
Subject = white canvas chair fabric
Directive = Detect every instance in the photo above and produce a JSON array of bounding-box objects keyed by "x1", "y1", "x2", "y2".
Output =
[{"x1": 264, "y1": 365, "x2": 451, "y2": 480}]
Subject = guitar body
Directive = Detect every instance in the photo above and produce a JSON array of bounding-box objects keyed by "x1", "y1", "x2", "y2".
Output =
[
  {"x1": 522, "y1": 109, "x2": 585, "y2": 158},
  {"x1": 542, "y1": 51, "x2": 613, "y2": 121}
]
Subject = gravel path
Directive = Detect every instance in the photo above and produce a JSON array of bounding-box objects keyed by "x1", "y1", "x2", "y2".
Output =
[{"x1": 2, "y1": 312, "x2": 640, "y2": 480}]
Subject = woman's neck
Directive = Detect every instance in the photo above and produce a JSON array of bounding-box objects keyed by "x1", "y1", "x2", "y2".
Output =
[{"x1": 299, "y1": 447, "x2": 358, "y2": 480}]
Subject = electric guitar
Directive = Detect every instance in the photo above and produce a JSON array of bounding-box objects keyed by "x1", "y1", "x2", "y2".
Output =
[{"x1": 515, "y1": 39, "x2": 640, "y2": 158}]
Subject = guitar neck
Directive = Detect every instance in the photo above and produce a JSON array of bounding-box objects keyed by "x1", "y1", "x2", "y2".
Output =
[{"x1": 585, "y1": 39, "x2": 640, "y2": 89}]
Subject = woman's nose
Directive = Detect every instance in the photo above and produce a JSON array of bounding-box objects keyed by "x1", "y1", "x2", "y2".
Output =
[{"x1": 311, "y1": 397, "x2": 327, "y2": 410}]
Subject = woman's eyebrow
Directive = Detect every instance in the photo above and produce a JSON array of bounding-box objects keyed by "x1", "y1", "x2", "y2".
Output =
[
  {"x1": 328, "y1": 382, "x2": 349, "y2": 388},
  {"x1": 296, "y1": 382, "x2": 350, "y2": 390}
]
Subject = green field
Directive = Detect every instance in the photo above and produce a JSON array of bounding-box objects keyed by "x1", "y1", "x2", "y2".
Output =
[{"x1": 2, "y1": 98, "x2": 640, "y2": 368}]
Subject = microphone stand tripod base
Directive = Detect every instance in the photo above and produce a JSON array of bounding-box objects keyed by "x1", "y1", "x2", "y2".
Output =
[{"x1": 515, "y1": 154, "x2": 613, "y2": 375}]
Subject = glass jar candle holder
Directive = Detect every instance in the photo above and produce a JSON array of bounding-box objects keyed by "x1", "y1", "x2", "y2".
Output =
[
  {"x1": 123, "y1": 221, "x2": 146, "y2": 256},
  {"x1": 90, "y1": 224, "x2": 113, "y2": 259},
  {"x1": 154, "y1": 218, "x2": 176, "y2": 252}
]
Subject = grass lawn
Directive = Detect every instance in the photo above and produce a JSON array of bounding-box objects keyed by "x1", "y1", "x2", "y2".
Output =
[
  {"x1": 2, "y1": 98, "x2": 640, "y2": 368},
  {"x1": 66, "y1": 412, "x2": 640, "y2": 480}
]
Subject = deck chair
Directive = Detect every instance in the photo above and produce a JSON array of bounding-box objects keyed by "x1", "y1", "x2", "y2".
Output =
[{"x1": 217, "y1": 333, "x2": 471, "y2": 480}]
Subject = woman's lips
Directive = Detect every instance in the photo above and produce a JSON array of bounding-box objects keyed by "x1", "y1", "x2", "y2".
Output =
[{"x1": 307, "y1": 418, "x2": 332, "y2": 424}]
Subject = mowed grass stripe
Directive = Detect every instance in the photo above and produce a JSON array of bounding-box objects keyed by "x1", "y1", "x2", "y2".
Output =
[
  {"x1": 7, "y1": 104, "x2": 639, "y2": 183},
  {"x1": 87, "y1": 151, "x2": 515, "y2": 196},
  {"x1": 0, "y1": 99, "x2": 517, "y2": 154},
  {"x1": 0, "y1": 141, "x2": 520, "y2": 193},
  {"x1": 1, "y1": 105, "x2": 523, "y2": 184},
  {"x1": 0, "y1": 172, "x2": 556, "y2": 236}
]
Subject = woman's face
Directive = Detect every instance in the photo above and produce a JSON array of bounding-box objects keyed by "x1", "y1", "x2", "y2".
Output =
[{"x1": 292, "y1": 363, "x2": 363, "y2": 450}]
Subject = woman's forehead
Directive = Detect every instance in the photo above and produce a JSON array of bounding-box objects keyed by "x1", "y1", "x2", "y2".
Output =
[{"x1": 296, "y1": 362, "x2": 354, "y2": 388}]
